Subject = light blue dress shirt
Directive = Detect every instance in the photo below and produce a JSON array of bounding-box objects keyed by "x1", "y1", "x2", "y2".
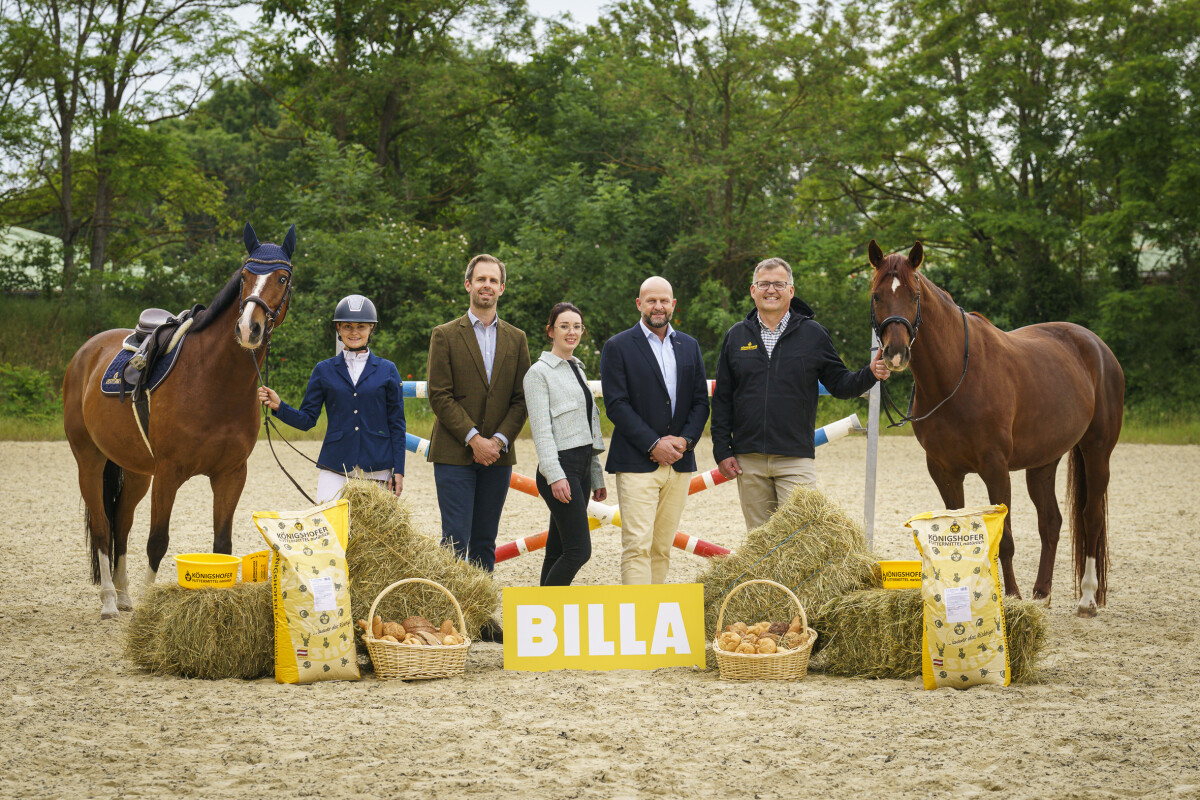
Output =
[
  {"x1": 639, "y1": 318, "x2": 677, "y2": 414},
  {"x1": 465, "y1": 309, "x2": 509, "y2": 449}
]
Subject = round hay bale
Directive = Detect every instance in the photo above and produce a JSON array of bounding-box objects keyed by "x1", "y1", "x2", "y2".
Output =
[
  {"x1": 811, "y1": 588, "x2": 1048, "y2": 683},
  {"x1": 342, "y1": 479, "x2": 500, "y2": 648},
  {"x1": 125, "y1": 582, "x2": 273, "y2": 680},
  {"x1": 698, "y1": 485, "x2": 880, "y2": 667}
]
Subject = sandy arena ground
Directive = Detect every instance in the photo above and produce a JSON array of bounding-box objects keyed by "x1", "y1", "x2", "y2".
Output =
[{"x1": 2, "y1": 435, "x2": 1198, "y2": 799}]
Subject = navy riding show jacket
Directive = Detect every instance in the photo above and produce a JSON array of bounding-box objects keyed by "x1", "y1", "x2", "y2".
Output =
[{"x1": 273, "y1": 352, "x2": 407, "y2": 475}]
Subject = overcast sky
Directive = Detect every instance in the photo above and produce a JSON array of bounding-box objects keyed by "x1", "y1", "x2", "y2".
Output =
[{"x1": 526, "y1": 0, "x2": 609, "y2": 27}]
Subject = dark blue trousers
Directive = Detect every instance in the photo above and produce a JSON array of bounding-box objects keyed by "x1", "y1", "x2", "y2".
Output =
[{"x1": 434, "y1": 462, "x2": 513, "y2": 572}]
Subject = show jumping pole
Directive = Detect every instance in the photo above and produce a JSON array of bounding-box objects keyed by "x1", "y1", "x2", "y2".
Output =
[{"x1": 399, "y1": 380, "x2": 874, "y2": 564}]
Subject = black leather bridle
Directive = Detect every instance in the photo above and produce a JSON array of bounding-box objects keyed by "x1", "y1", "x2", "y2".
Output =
[
  {"x1": 871, "y1": 273, "x2": 970, "y2": 428},
  {"x1": 239, "y1": 262, "x2": 293, "y2": 335},
  {"x1": 870, "y1": 274, "x2": 923, "y2": 347}
]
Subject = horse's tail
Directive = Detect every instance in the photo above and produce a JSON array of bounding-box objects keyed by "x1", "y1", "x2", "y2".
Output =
[
  {"x1": 87, "y1": 460, "x2": 125, "y2": 584},
  {"x1": 1067, "y1": 444, "x2": 1108, "y2": 606}
]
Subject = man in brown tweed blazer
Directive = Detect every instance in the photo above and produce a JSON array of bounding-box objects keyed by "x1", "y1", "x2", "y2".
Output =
[{"x1": 427, "y1": 254, "x2": 530, "y2": 575}]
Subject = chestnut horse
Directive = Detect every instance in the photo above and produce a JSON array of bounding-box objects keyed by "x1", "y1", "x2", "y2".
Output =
[
  {"x1": 868, "y1": 240, "x2": 1124, "y2": 617},
  {"x1": 63, "y1": 224, "x2": 295, "y2": 619}
]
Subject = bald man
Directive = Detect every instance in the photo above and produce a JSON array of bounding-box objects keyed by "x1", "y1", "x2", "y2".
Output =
[{"x1": 600, "y1": 277, "x2": 710, "y2": 584}]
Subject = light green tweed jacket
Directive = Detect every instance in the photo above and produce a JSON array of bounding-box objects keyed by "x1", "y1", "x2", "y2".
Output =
[{"x1": 522, "y1": 351, "x2": 605, "y2": 489}]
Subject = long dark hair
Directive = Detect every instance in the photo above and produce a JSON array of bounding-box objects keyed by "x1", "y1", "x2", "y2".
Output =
[{"x1": 545, "y1": 302, "x2": 585, "y2": 339}]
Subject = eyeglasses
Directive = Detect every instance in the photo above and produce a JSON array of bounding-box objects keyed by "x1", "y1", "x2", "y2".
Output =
[
  {"x1": 555, "y1": 323, "x2": 586, "y2": 333},
  {"x1": 753, "y1": 280, "x2": 792, "y2": 291}
]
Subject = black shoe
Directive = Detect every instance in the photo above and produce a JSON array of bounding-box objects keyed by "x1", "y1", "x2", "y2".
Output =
[{"x1": 479, "y1": 618, "x2": 504, "y2": 643}]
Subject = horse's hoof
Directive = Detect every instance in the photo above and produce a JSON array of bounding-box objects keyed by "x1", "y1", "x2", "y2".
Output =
[
  {"x1": 1032, "y1": 590, "x2": 1051, "y2": 608},
  {"x1": 117, "y1": 603, "x2": 134, "y2": 612},
  {"x1": 1076, "y1": 604, "x2": 1098, "y2": 618},
  {"x1": 101, "y1": 610, "x2": 120, "y2": 621}
]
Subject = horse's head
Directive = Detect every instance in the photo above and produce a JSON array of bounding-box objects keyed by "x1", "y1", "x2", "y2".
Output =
[
  {"x1": 868, "y1": 239, "x2": 924, "y2": 372},
  {"x1": 237, "y1": 223, "x2": 296, "y2": 349}
]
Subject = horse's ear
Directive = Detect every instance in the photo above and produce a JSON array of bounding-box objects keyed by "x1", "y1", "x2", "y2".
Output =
[
  {"x1": 243, "y1": 223, "x2": 259, "y2": 256},
  {"x1": 868, "y1": 239, "x2": 885, "y2": 270},
  {"x1": 282, "y1": 224, "x2": 297, "y2": 260},
  {"x1": 909, "y1": 241, "x2": 925, "y2": 270}
]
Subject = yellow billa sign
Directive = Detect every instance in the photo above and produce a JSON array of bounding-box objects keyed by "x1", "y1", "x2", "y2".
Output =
[{"x1": 502, "y1": 584, "x2": 705, "y2": 671}]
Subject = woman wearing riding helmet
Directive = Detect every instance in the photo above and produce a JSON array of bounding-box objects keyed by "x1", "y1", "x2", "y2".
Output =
[{"x1": 258, "y1": 294, "x2": 406, "y2": 502}]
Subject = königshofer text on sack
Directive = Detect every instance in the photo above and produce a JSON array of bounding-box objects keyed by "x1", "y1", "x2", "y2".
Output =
[{"x1": 502, "y1": 584, "x2": 705, "y2": 671}]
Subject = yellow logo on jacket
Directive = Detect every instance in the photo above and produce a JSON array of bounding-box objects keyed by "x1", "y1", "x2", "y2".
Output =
[{"x1": 740, "y1": 342, "x2": 758, "y2": 351}]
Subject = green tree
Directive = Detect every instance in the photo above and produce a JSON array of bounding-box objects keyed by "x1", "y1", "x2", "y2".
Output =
[
  {"x1": 585, "y1": 0, "x2": 871, "y2": 292},
  {"x1": 808, "y1": 0, "x2": 1100, "y2": 325},
  {"x1": 0, "y1": 0, "x2": 238, "y2": 289},
  {"x1": 252, "y1": 0, "x2": 533, "y2": 223}
]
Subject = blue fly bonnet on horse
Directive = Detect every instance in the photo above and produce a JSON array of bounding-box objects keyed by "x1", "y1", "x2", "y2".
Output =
[{"x1": 243, "y1": 223, "x2": 296, "y2": 274}]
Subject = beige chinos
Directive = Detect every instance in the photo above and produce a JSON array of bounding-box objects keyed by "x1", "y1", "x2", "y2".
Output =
[
  {"x1": 735, "y1": 453, "x2": 816, "y2": 530},
  {"x1": 615, "y1": 465, "x2": 690, "y2": 584}
]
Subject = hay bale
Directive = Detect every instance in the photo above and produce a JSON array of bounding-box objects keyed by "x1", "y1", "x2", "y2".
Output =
[
  {"x1": 125, "y1": 582, "x2": 273, "y2": 680},
  {"x1": 811, "y1": 588, "x2": 1047, "y2": 683},
  {"x1": 342, "y1": 479, "x2": 500, "y2": 645},
  {"x1": 808, "y1": 589, "x2": 924, "y2": 680},
  {"x1": 1003, "y1": 598, "x2": 1048, "y2": 683},
  {"x1": 698, "y1": 485, "x2": 880, "y2": 667},
  {"x1": 124, "y1": 481, "x2": 499, "y2": 679}
]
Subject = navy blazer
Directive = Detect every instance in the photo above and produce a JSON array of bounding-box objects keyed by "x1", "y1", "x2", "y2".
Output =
[
  {"x1": 274, "y1": 352, "x2": 406, "y2": 475},
  {"x1": 600, "y1": 324, "x2": 710, "y2": 473}
]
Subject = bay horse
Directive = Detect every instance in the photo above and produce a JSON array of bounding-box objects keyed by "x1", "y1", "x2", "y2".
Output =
[
  {"x1": 63, "y1": 223, "x2": 295, "y2": 619},
  {"x1": 868, "y1": 240, "x2": 1124, "y2": 617}
]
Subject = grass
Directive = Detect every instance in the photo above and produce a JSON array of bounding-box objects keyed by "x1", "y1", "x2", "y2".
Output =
[
  {"x1": 8, "y1": 398, "x2": 1199, "y2": 444},
  {"x1": 1119, "y1": 402, "x2": 1200, "y2": 445},
  {"x1": 0, "y1": 416, "x2": 66, "y2": 440}
]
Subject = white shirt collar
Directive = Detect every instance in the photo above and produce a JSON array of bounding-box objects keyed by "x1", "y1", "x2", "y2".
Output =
[
  {"x1": 342, "y1": 348, "x2": 369, "y2": 364},
  {"x1": 468, "y1": 309, "x2": 499, "y2": 329},
  {"x1": 639, "y1": 318, "x2": 674, "y2": 342}
]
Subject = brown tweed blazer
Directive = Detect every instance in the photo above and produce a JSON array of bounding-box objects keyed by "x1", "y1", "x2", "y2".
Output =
[{"x1": 426, "y1": 313, "x2": 530, "y2": 465}]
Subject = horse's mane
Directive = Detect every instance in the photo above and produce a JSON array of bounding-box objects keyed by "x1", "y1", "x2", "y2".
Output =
[{"x1": 187, "y1": 267, "x2": 243, "y2": 333}]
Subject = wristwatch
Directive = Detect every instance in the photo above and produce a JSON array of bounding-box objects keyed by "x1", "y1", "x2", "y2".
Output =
[{"x1": 683, "y1": 436, "x2": 695, "y2": 451}]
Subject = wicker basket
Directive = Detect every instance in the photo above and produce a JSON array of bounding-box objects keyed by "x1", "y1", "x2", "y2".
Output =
[
  {"x1": 363, "y1": 578, "x2": 471, "y2": 680},
  {"x1": 712, "y1": 579, "x2": 816, "y2": 681}
]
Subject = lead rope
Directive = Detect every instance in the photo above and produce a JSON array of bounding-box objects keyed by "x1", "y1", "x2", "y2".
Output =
[
  {"x1": 249, "y1": 331, "x2": 319, "y2": 504},
  {"x1": 879, "y1": 305, "x2": 971, "y2": 428}
]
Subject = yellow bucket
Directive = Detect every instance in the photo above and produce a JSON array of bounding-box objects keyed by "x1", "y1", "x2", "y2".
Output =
[
  {"x1": 174, "y1": 553, "x2": 241, "y2": 589},
  {"x1": 879, "y1": 559, "x2": 922, "y2": 589},
  {"x1": 241, "y1": 550, "x2": 270, "y2": 583}
]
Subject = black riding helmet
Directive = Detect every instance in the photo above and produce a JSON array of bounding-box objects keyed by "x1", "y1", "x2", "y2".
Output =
[
  {"x1": 333, "y1": 294, "x2": 377, "y2": 351},
  {"x1": 333, "y1": 294, "x2": 378, "y2": 324}
]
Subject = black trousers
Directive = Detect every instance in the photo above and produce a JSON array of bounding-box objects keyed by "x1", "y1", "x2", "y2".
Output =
[{"x1": 535, "y1": 445, "x2": 594, "y2": 586}]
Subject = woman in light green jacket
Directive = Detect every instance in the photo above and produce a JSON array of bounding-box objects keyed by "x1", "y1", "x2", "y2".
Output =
[{"x1": 522, "y1": 302, "x2": 606, "y2": 586}]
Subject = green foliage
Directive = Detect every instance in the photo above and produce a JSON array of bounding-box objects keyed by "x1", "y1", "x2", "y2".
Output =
[
  {"x1": 2, "y1": 0, "x2": 1199, "y2": 433},
  {"x1": 491, "y1": 163, "x2": 662, "y2": 371},
  {"x1": 0, "y1": 238, "x2": 59, "y2": 295},
  {"x1": 265, "y1": 222, "x2": 471, "y2": 401},
  {"x1": 0, "y1": 363, "x2": 57, "y2": 420},
  {"x1": 1096, "y1": 285, "x2": 1200, "y2": 404}
]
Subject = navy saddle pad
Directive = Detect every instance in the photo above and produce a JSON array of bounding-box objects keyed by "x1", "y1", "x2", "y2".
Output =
[{"x1": 101, "y1": 335, "x2": 187, "y2": 397}]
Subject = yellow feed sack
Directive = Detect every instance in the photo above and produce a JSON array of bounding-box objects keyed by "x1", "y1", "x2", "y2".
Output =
[
  {"x1": 907, "y1": 505, "x2": 1011, "y2": 690},
  {"x1": 254, "y1": 499, "x2": 360, "y2": 684}
]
